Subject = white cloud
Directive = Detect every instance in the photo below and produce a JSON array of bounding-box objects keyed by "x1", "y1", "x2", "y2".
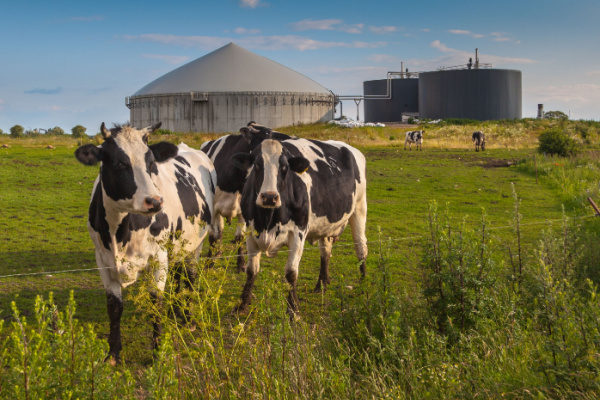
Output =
[
  {"x1": 369, "y1": 26, "x2": 397, "y2": 35},
  {"x1": 142, "y1": 54, "x2": 190, "y2": 65},
  {"x1": 587, "y1": 70, "x2": 600, "y2": 76},
  {"x1": 430, "y1": 40, "x2": 535, "y2": 66},
  {"x1": 448, "y1": 29, "x2": 484, "y2": 39},
  {"x1": 234, "y1": 27, "x2": 260, "y2": 35},
  {"x1": 123, "y1": 34, "x2": 386, "y2": 51},
  {"x1": 291, "y1": 18, "x2": 341, "y2": 31},
  {"x1": 369, "y1": 54, "x2": 401, "y2": 63},
  {"x1": 290, "y1": 19, "x2": 364, "y2": 34},
  {"x1": 239, "y1": 0, "x2": 261, "y2": 8}
]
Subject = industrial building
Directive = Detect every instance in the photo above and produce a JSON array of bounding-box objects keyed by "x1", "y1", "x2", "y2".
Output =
[
  {"x1": 127, "y1": 43, "x2": 335, "y2": 133},
  {"x1": 363, "y1": 51, "x2": 522, "y2": 122}
]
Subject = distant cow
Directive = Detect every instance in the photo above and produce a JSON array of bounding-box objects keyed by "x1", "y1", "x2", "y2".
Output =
[
  {"x1": 200, "y1": 122, "x2": 291, "y2": 272},
  {"x1": 472, "y1": 131, "x2": 486, "y2": 151},
  {"x1": 404, "y1": 130, "x2": 424, "y2": 151},
  {"x1": 75, "y1": 122, "x2": 215, "y2": 363},
  {"x1": 231, "y1": 138, "x2": 368, "y2": 316}
]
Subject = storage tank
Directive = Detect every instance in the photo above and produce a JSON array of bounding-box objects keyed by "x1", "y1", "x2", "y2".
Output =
[
  {"x1": 127, "y1": 43, "x2": 335, "y2": 133},
  {"x1": 363, "y1": 77, "x2": 419, "y2": 122},
  {"x1": 418, "y1": 69, "x2": 522, "y2": 120}
]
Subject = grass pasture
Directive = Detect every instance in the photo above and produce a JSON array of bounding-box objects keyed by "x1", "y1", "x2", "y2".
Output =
[{"x1": 1, "y1": 120, "x2": 600, "y2": 398}]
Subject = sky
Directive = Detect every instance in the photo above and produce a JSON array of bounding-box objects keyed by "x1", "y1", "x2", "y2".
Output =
[{"x1": 1, "y1": 0, "x2": 599, "y2": 134}]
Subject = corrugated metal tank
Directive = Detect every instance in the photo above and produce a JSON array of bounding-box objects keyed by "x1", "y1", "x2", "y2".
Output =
[
  {"x1": 128, "y1": 43, "x2": 335, "y2": 133},
  {"x1": 363, "y1": 78, "x2": 419, "y2": 122},
  {"x1": 418, "y1": 69, "x2": 522, "y2": 120}
]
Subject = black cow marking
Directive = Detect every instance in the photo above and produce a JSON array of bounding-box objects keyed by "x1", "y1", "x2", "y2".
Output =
[
  {"x1": 89, "y1": 183, "x2": 111, "y2": 250},
  {"x1": 175, "y1": 156, "x2": 191, "y2": 168},
  {"x1": 150, "y1": 213, "x2": 169, "y2": 236}
]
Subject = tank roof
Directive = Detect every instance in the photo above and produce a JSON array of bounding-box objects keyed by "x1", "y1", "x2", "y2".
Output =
[{"x1": 133, "y1": 42, "x2": 331, "y2": 96}]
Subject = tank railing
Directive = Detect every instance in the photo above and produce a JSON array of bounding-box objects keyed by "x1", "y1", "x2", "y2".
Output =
[
  {"x1": 336, "y1": 71, "x2": 419, "y2": 101},
  {"x1": 436, "y1": 63, "x2": 492, "y2": 71}
]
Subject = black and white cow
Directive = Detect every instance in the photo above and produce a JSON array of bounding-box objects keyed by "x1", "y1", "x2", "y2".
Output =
[
  {"x1": 75, "y1": 122, "x2": 215, "y2": 363},
  {"x1": 200, "y1": 122, "x2": 292, "y2": 272},
  {"x1": 404, "y1": 130, "x2": 424, "y2": 151},
  {"x1": 231, "y1": 138, "x2": 368, "y2": 316},
  {"x1": 472, "y1": 131, "x2": 486, "y2": 151}
]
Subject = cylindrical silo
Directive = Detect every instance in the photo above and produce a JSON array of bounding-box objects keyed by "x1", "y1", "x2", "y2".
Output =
[
  {"x1": 363, "y1": 78, "x2": 419, "y2": 122},
  {"x1": 127, "y1": 43, "x2": 335, "y2": 133},
  {"x1": 418, "y1": 69, "x2": 522, "y2": 120}
]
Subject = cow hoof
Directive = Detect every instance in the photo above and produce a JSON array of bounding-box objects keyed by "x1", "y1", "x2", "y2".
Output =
[
  {"x1": 104, "y1": 353, "x2": 121, "y2": 366},
  {"x1": 232, "y1": 304, "x2": 249, "y2": 315}
]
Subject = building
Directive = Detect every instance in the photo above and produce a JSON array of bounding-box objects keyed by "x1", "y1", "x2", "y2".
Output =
[{"x1": 127, "y1": 43, "x2": 335, "y2": 133}]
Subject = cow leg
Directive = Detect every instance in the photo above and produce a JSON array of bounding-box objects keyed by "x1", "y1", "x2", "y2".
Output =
[
  {"x1": 234, "y1": 221, "x2": 247, "y2": 273},
  {"x1": 150, "y1": 251, "x2": 168, "y2": 349},
  {"x1": 285, "y1": 235, "x2": 305, "y2": 318},
  {"x1": 206, "y1": 214, "x2": 224, "y2": 268},
  {"x1": 314, "y1": 237, "x2": 333, "y2": 292},
  {"x1": 105, "y1": 290, "x2": 123, "y2": 364},
  {"x1": 235, "y1": 237, "x2": 261, "y2": 314},
  {"x1": 349, "y1": 196, "x2": 368, "y2": 279}
]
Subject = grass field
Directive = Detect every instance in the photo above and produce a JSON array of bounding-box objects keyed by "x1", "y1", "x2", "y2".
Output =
[{"x1": 1, "y1": 120, "x2": 600, "y2": 398}]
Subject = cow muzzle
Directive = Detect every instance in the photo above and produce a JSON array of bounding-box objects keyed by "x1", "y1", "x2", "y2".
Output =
[
  {"x1": 258, "y1": 192, "x2": 280, "y2": 208},
  {"x1": 143, "y1": 196, "x2": 164, "y2": 213}
]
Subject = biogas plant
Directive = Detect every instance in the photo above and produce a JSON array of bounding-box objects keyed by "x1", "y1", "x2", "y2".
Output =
[{"x1": 127, "y1": 44, "x2": 521, "y2": 132}]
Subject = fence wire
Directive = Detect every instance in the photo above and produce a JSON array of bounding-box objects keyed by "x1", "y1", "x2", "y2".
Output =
[{"x1": 0, "y1": 214, "x2": 596, "y2": 280}]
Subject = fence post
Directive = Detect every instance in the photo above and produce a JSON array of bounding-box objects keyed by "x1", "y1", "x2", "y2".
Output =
[{"x1": 588, "y1": 197, "x2": 600, "y2": 217}]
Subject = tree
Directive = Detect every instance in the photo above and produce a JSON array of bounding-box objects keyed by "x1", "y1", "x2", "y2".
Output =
[
  {"x1": 10, "y1": 125, "x2": 24, "y2": 138},
  {"x1": 71, "y1": 125, "x2": 87, "y2": 138},
  {"x1": 544, "y1": 110, "x2": 568, "y2": 120},
  {"x1": 0, "y1": 128, "x2": 4, "y2": 135},
  {"x1": 48, "y1": 126, "x2": 65, "y2": 135}
]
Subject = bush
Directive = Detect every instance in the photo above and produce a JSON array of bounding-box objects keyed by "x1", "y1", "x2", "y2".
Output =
[
  {"x1": 538, "y1": 129, "x2": 579, "y2": 157},
  {"x1": 10, "y1": 125, "x2": 24, "y2": 138},
  {"x1": 48, "y1": 126, "x2": 65, "y2": 135},
  {"x1": 71, "y1": 125, "x2": 87, "y2": 138}
]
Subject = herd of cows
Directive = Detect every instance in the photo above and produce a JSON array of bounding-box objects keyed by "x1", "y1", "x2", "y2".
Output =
[
  {"x1": 74, "y1": 121, "x2": 487, "y2": 362},
  {"x1": 74, "y1": 121, "x2": 368, "y2": 362}
]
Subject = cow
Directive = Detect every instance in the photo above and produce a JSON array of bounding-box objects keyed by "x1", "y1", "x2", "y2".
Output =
[
  {"x1": 200, "y1": 122, "x2": 292, "y2": 272},
  {"x1": 472, "y1": 131, "x2": 486, "y2": 151},
  {"x1": 404, "y1": 130, "x2": 424, "y2": 151},
  {"x1": 231, "y1": 138, "x2": 368, "y2": 317},
  {"x1": 74, "y1": 122, "x2": 215, "y2": 363}
]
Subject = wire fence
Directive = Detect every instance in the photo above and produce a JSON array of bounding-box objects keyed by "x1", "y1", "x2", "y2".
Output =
[{"x1": 0, "y1": 214, "x2": 596, "y2": 280}]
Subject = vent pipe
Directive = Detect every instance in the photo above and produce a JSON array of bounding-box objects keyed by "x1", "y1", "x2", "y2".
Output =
[{"x1": 475, "y1": 48, "x2": 480, "y2": 69}]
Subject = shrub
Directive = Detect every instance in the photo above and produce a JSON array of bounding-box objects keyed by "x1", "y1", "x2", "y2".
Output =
[
  {"x1": 538, "y1": 129, "x2": 579, "y2": 157},
  {"x1": 48, "y1": 126, "x2": 65, "y2": 135},
  {"x1": 10, "y1": 124, "x2": 24, "y2": 138}
]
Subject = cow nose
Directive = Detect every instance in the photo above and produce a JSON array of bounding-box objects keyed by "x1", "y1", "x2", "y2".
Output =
[
  {"x1": 260, "y1": 192, "x2": 279, "y2": 207},
  {"x1": 144, "y1": 196, "x2": 163, "y2": 211}
]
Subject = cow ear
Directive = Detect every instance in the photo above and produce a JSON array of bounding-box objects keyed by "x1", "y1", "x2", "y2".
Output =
[
  {"x1": 142, "y1": 122, "x2": 162, "y2": 144},
  {"x1": 288, "y1": 156, "x2": 310, "y2": 174},
  {"x1": 239, "y1": 127, "x2": 254, "y2": 143},
  {"x1": 231, "y1": 152, "x2": 255, "y2": 170},
  {"x1": 75, "y1": 144, "x2": 102, "y2": 166},
  {"x1": 150, "y1": 141, "x2": 178, "y2": 162}
]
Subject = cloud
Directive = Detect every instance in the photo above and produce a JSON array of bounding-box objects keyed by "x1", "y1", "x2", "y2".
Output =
[
  {"x1": 290, "y1": 19, "x2": 364, "y2": 34},
  {"x1": 142, "y1": 54, "x2": 190, "y2": 65},
  {"x1": 430, "y1": 40, "x2": 535, "y2": 66},
  {"x1": 124, "y1": 34, "x2": 386, "y2": 51},
  {"x1": 369, "y1": 54, "x2": 401, "y2": 63},
  {"x1": 530, "y1": 84, "x2": 600, "y2": 112},
  {"x1": 71, "y1": 15, "x2": 104, "y2": 22},
  {"x1": 448, "y1": 29, "x2": 484, "y2": 39},
  {"x1": 24, "y1": 87, "x2": 63, "y2": 95},
  {"x1": 588, "y1": 70, "x2": 600, "y2": 76},
  {"x1": 239, "y1": 0, "x2": 261, "y2": 8},
  {"x1": 234, "y1": 27, "x2": 261, "y2": 35},
  {"x1": 369, "y1": 26, "x2": 397, "y2": 35}
]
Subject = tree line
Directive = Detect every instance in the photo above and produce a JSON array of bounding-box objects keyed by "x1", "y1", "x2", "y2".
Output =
[{"x1": 1, "y1": 124, "x2": 87, "y2": 138}]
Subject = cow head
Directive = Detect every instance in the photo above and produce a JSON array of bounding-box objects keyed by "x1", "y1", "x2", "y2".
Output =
[
  {"x1": 416, "y1": 130, "x2": 424, "y2": 143},
  {"x1": 75, "y1": 122, "x2": 178, "y2": 215},
  {"x1": 231, "y1": 139, "x2": 309, "y2": 209}
]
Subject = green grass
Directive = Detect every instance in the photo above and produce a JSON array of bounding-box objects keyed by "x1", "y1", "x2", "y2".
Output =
[{"x1": 1, "y1": 121, "x2": 600, "y2": 397}]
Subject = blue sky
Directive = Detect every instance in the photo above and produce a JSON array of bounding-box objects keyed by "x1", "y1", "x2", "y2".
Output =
[{"x1": 1, "y1": 0, "x2": 598, "y2": 133}]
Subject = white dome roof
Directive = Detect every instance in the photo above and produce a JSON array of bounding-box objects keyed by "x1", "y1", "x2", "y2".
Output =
[{"x1": 134, "y1": 42, "x2": 331, "y2": 96}]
